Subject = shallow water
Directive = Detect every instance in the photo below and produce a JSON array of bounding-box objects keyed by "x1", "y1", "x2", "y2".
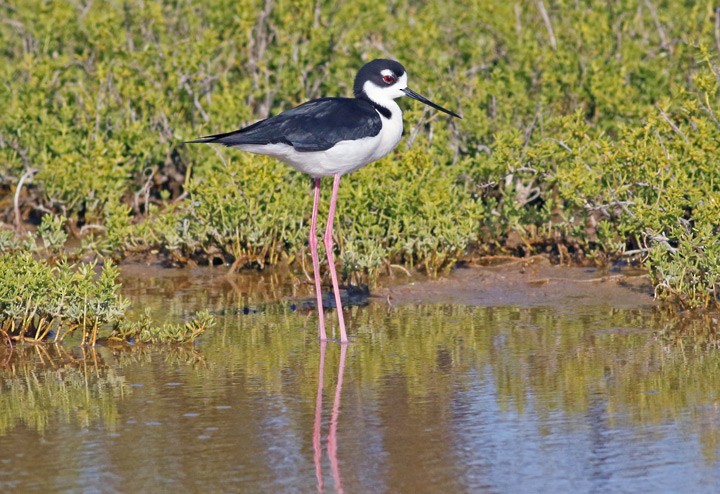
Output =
[{"x1": 1, "y1": 267, "x2": 720, "y2": 493}]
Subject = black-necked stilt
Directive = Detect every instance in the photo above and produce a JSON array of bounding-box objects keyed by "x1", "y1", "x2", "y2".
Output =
[{"x1": 189, "y1": 59, "x2": 461, "y2": 343}]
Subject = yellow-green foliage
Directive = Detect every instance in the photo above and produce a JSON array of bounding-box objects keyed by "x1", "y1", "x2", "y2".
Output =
[
  {"x1": 3, "y1": 1, "x2": 720, "y2": 307},
  {"x1": 0, "y1": 252, "x2": 211, "y2": 344},
  {"x1": 0, "y1": 253, "x2": 128, "y2": 344}
]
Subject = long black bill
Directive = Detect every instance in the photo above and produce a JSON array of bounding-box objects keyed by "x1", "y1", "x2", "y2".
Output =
[{"x1": 401, "y1": 88, "x2": 461, "y2": 119}]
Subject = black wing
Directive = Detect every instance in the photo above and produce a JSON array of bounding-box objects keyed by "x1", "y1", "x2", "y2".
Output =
[{"x1": 187, "y1": 98, "x2": 383, "y2": 152}]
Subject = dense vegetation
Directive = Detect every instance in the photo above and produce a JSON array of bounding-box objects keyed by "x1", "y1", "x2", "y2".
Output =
[
  {"x1": 2, "y1": 0, "x2": 720, "y2": 310},
  {"x1": 0, "y1": 251, "x2": 214, "y2": 344}
]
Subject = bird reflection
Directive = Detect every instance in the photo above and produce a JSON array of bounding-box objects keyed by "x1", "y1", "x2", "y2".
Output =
[
  {"x1": 313, "y1": 341, "x2": 348, "y2": 493},
  {"x1": 313, "y1": 342, "x2": 327, "y2": 492}
]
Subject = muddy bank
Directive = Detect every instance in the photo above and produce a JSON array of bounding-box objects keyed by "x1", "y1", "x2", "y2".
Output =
[
  {"x1": 120, "y1": 256, "x2": 656, "y2": 311},
  {"x1": 377, "y1": 257, "x2": 655, "y2": 310}
]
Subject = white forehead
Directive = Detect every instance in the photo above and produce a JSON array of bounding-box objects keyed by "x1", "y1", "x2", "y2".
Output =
[{"x1": 397, "y1": 72, "x2": 408, "y2": 87}]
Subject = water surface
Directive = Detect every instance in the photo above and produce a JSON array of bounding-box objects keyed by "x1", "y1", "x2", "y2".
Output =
[{"x1": 1, "y1": 266, "x2": 719, "y2": 493}]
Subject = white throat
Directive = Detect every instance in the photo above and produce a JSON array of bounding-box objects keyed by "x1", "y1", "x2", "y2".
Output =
[{"x1": 356, "y1": 78, "x2": 406, "y2": 168}]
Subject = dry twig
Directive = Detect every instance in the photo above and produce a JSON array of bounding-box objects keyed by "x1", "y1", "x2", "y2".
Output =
[
  {"x1": 13, "y1": 168, "x2": 37, "y2": 230},
  {"x1": 536, "y1": 1, "x2": 557, "y2": 51}
]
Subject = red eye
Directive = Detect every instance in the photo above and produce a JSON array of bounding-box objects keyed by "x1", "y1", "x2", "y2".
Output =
[{"x1": 382, "y1": 74, "x2": 395, "y2": 84}]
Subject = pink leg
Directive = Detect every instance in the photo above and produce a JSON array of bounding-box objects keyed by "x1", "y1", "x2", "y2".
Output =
[
  {"x1": 323, "y1": 174, "x2": 348, "y2": 343},
  {"x1": 309, "y1": 178, "x2": 327, "y2": 341}
]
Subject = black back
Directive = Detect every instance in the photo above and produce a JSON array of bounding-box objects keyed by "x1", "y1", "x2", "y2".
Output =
[{"x1": 190, "y1": 97, "x2": 383, "y2": 152}]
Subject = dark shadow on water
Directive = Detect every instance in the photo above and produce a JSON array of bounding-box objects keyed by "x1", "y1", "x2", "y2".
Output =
[
  {"x1": 294, "y1": 286, "x2": 371, "y2": 311},
  {"x1": 214, "y1": 287, "x2": 370, "y2": 316}
]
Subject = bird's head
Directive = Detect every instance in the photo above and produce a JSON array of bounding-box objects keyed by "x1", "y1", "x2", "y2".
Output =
[{"x1": 354, "y1": 59, "x2": 461, "y2": 118}]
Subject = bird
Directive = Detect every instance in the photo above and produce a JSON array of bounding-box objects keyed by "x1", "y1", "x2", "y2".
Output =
[{"x1": 188, "y1": 59, "x2": 461, "y2": 343}]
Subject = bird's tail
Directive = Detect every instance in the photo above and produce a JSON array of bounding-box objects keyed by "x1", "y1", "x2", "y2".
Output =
[
  {"x1": 185, "y1": 135, "x2": 218, "y2": 144},
  {"x1": 185, "y1": 127, "x2": 249, "y2": 145}
]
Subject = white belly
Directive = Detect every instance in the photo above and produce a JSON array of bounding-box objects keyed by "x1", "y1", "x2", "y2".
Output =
[{"x1": 236, "y1": 104, "x2": 403, "y2": 178}]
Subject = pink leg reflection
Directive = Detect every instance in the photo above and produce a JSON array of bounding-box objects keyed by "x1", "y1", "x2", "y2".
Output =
[
  {"x1": 313, "y1": 341, "x2": 327, "y2": 492},
  {"x1": 328, "y1": 343, "x2": 347, "y2": 493},
  {"x1": 312, "y1": 343, "x2": 347, "y2": 493}
]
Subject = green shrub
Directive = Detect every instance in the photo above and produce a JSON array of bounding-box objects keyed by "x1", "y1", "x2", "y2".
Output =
[
  {"x1": 0, "y1": 253, "x2": 128, "y2": 344},
  {"x1": 0, "y1": 252, "x2": 212, "y2": 344}
]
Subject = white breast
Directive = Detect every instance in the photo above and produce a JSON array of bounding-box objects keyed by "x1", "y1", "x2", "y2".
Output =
[{"x1": 237, "y1": 102, "x2": 404, "y2": 178}]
